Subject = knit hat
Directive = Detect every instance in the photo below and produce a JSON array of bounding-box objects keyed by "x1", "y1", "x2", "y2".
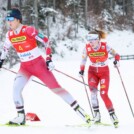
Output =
[{"x1": 6, "y1": 8, "x2": 22, "y2": 21}]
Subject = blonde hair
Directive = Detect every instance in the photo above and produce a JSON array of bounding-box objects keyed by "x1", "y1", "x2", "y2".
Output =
[{"x1": 89, "y1": 29, "x2": 107, "y2": 39}]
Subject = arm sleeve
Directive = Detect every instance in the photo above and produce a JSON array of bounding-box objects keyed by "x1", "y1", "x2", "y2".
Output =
[
  {"x1": 107, "y1": 44, "x2": 120, "y2": 61},
  {"x1": 25, "y1": 26, "x2": 38, "y2": 38},
  {"x1": 26, "y1": 26, "x2": 52, "y2": 61},
  {"x1": 26, "y1": 26, "x2": 51, "y2": 55},
  {"x1": 35, "y1": 34, "x2": 52, "y2": 61},
  {"x1": 0, "y1": 32, "x2": 12, "y2": 60},
  {"x1": 80, "y1": 47, "x2": 88, "y2": 71}
]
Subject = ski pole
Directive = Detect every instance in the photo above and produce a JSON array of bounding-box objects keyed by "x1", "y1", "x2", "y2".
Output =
[
  {"x1": 81, "y1": 76, "x2": 94, "y2": 118},
  {"x1": 54, "y1": 69, "x2": 89, "y2": 87},
  {"x1": 116, "y1": 66, "x2": 134, "y2": 118},
  {"x1": 2, "y1": 67, "x2": 46, "y2": 87}
]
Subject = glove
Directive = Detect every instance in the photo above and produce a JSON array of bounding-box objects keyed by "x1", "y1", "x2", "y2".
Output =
[
  {"x1": 113, "y1": 54, "x2": 120, "y2": 67},
  {"x1": 79, "y1": 70, "x2": 84, "y2": 77},
  {"x1": 113, "y1": 60, "x2": 119, "y2": 67},
  {"x1": 46, "y1": 60, "x2": 55, "y2": 71},
  {"x1": 0, "y1": 59, "x2": 4, "y2": 68},
  {"x1": 115, "y1": 54, "x2": 120, "y2": 61}
]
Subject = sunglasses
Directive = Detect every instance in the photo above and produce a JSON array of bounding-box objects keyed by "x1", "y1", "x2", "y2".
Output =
[
  {"x1": 86, "y1": 37, "x2": 99, "y2": 42},
  {"x1": 86, "y1": 34, "x2": 99, "y2": 41},
  {"x1": 5, "y1": 17, "x2": 15, "y2": 21}
]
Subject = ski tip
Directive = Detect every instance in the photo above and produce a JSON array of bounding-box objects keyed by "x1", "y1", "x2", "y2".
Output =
[
  {"x1": 94, "y1": 122, "x2": 112, "y2": 126},
  {"x1": 65, "y1": 123, "x2": 91, "y2": 128},
  {"x1": 114, "y1": 124, "x2": 119, "y2": 128},
  {"x1": 0, "y1": 122, "x2": 28, "y2": 127}
]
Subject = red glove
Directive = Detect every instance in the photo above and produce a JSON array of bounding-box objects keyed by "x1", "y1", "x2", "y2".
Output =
[
  {"x1": 80, "y1": 65, "x2": 85, "y2": 71},
  {"x1": 113, "y1": 54, "x2": 120, "y2": 66},
  {"x1": 115, "y1": 54, "x2": 120, "y2": 61},
  {"x1": 79, "y1": 65, "x2": 85, "y2": 77}
]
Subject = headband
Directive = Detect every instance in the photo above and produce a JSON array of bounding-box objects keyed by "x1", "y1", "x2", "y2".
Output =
[{"x1": 86, "y1": 34, "x2": 99, "y2": 41}]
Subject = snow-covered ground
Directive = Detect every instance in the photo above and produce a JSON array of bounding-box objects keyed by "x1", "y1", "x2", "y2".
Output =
[{"x1": 0, "y1": 30, "x2": 134, "y2": 134}]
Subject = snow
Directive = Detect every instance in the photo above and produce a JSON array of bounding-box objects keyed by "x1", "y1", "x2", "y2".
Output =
[{"x1": 0, "y1": 30, "x2": 134, "y2": 134}]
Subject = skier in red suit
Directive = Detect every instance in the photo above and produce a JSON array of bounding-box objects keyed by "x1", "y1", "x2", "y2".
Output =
[
  {"x1": 0, "y1": 8, "x2": 91, "y2": 126},
  {"x1": 79, "y1": 30, "x2": 120, "y2": 127}
]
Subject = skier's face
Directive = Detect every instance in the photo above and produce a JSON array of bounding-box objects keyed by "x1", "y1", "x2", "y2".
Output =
[
  {"x1": 89, "y1": 39, "x2": 99, "y2": 49},
  {"x1": 6, "y1": 18, "x2": 20, "y2": 30},
  {"x1": 86, "y1": 34, "x2": 100, "y2": 49}
]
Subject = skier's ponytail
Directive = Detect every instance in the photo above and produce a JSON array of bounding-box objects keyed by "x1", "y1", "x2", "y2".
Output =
[
  {"x1": 89, "y1": 29, "x2": 107, "y2": 40},
  {"x1": 95, "y1": 29, "x2": 107, "y2": 39}
]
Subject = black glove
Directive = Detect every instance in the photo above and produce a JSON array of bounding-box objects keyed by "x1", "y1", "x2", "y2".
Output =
[
  {"x1": 79, "y1": 70, "x2": 84, "y2": 77},
  {"x1": 113, "y1": 60, "x2": 119, "y2": 67},
  {"x1": 46, "y1": 60, "x2": 55, "y2": 71},
  {"x1": 113, "y1": 60, "x2": 117, "y2": 65},
  {"x1": 0, "y1": 59, "x2": 4, "y2": 68}
]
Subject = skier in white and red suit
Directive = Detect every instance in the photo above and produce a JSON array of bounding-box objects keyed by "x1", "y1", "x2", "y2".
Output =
[
  {"x1": 79, "y1": 29, "x2": 120, "y2": 127},
  {"x1": 0, "y1": 8, "x2": 91, "y2": 126}
]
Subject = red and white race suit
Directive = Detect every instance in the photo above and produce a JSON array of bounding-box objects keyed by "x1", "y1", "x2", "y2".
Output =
[
  {"x1": 80, "y1": 41, "x2": 119, "y2": 110},
  {"x1": 1, "y1": 24, "x2": 76, "y2": 109}
]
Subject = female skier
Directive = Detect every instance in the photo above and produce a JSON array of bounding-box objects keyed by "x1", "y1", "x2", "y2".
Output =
[
  {"x1": 79, "y1": 29, "x2": 120, "y2": 127},
  {"x1": 0, "y1": 8, "x2": 91, "y2": 126}
]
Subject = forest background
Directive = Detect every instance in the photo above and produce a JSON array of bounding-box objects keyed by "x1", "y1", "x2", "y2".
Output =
[{"x1": 0, "y1": 0, "x2": 134, "y2": 67}]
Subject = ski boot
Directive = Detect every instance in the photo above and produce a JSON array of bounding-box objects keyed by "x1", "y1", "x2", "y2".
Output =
[
  {"x1": 71, "y1": 101, "x2": 91, "y2": 127},
  {"x1": 109, "y1": 110, "x2": 119, "y2": 128},
  {"x1": 8, "y1": 110, "x2": 26, "y2": 125},
  {"x1": 93, "y1": 110, "x2": 101, "y2": 123}
]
